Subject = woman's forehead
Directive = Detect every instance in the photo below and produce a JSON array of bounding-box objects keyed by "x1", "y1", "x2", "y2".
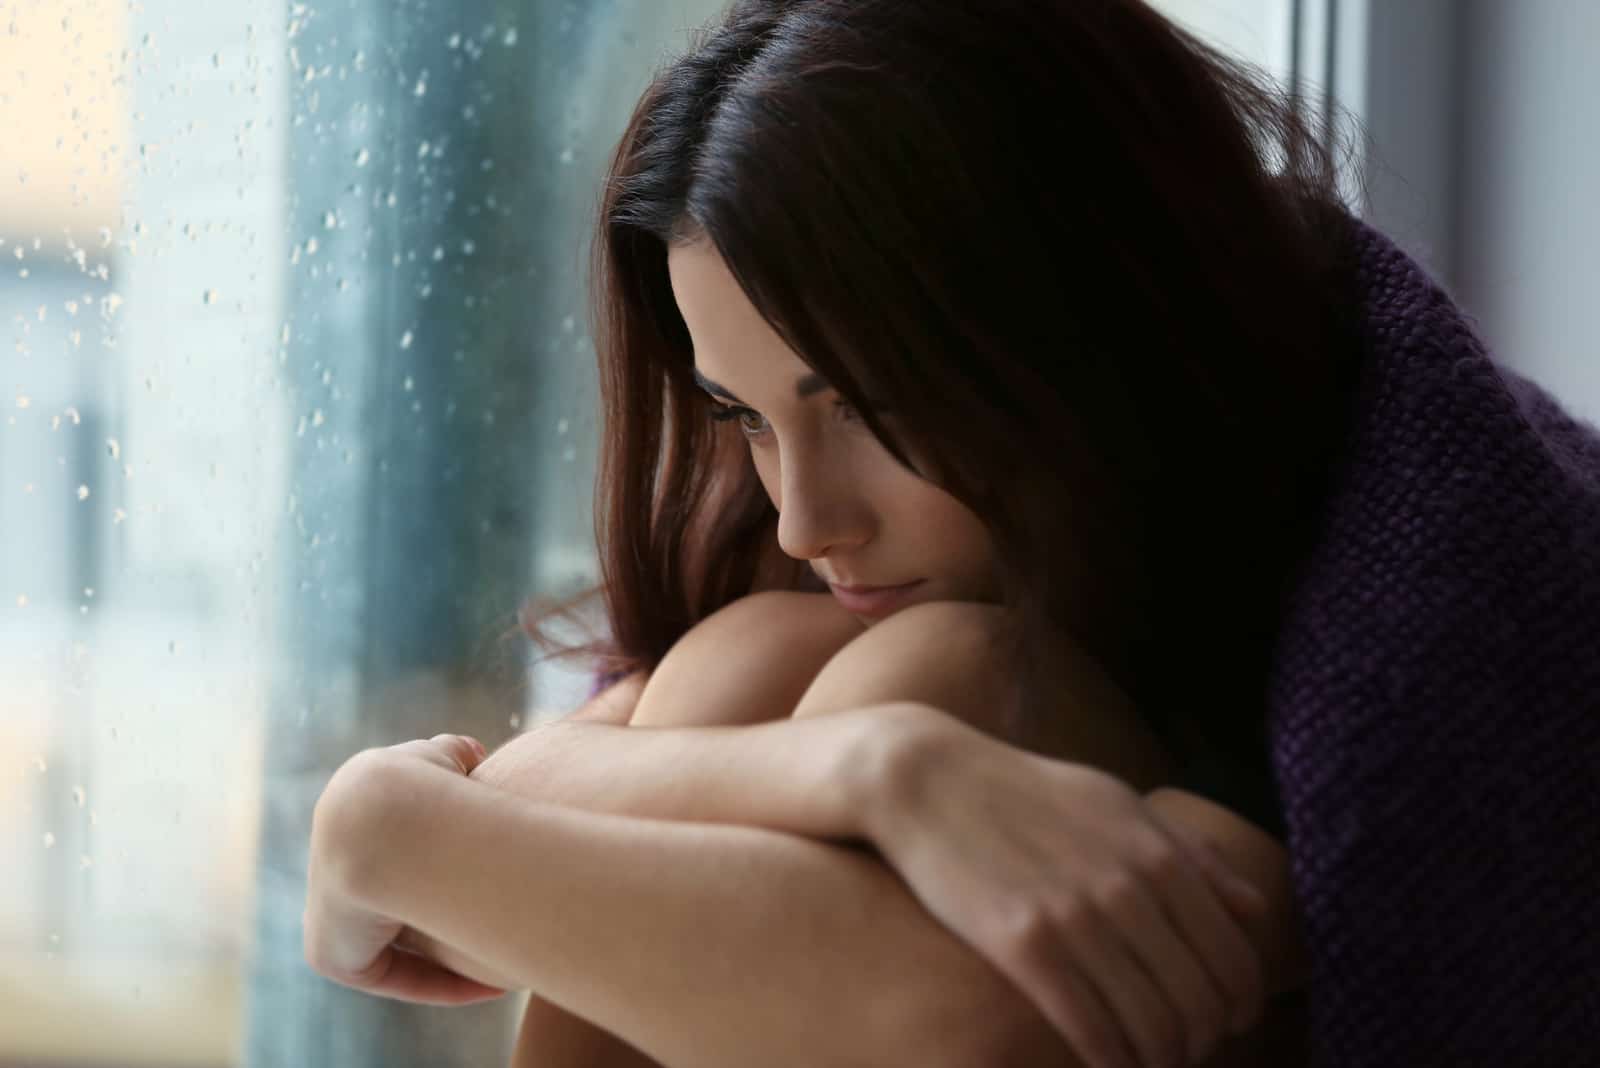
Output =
[{"x1": 669, "y1": 240, "x2": 820, "y2": 396}]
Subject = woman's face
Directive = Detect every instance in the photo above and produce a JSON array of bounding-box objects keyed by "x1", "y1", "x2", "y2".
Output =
[{"x1": 667, "y1": 237, "x2": 1001, "y2": 623}]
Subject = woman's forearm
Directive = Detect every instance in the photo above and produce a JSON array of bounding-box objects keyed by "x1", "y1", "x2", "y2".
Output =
[
  {"x1": 337, "y1": 753, "x2": 1064, "y2": 1068},
  {"x1": 468, "y1": 704, "x2": 901, "y2": 839},
  {"x1": 397, "y1": 705, "x2": 901, "y2": 991}
]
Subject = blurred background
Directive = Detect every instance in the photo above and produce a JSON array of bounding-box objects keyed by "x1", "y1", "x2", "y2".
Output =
[{"x1": 1, "y1": 1, "x2": 1594, "y2": 1065}]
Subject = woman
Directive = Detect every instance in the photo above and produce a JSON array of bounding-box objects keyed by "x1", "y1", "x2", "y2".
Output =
[{"x1": 303, "y1": 1, "x2": 1600, "y2": 1066}]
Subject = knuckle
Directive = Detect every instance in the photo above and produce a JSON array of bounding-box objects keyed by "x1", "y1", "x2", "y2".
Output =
[
  {"x1": 1135, "y1": 838, "x2": 1184, "y2": 883},
  {"x1": 1090, "y1": 872, "x2": 1140, "y2": 918},
  {"x1": 989, "y1": 900, "x2": 1062, "y2": 965}
]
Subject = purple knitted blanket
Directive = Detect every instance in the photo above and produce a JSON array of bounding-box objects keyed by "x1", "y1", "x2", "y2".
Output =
[{"x1": 1268, "y1": 219, "x2": 1600, "y2": 1065}]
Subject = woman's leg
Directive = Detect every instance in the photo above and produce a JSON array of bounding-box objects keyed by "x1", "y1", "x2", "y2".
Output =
[
  {"x1": 509, "y1": 592, "x2": 862, "y2": 1068},
  {"x1": 508, "y1": 994, "x2": 663, "y2": 1068},
  {"x1": 791, "y1": 600, "x2": 1171, "y2": 789},
  {"x1": 793, "y1": 603, "x2": 1296, "y2": 1067},
  {"x1": 630, "y1": 591, "x2": 865, "y2": 728}
]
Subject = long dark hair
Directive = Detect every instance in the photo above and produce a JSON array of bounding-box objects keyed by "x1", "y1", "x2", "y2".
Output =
[{"x1": 532, "y1": 0, "x2": 1364, "y2": 780}]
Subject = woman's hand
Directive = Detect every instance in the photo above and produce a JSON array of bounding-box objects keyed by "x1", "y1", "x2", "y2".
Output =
[
  {"x1": 303, "y1": 733, "x2": 511, "y2": 1005},
  {"x1": 864, "y1": 706, "x2": 1269, "y2": 1068}
]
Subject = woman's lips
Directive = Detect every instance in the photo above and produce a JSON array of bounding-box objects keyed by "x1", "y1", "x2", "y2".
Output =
[{"x1": 828, "y1": 580, "x2": 925, "y2": 618}]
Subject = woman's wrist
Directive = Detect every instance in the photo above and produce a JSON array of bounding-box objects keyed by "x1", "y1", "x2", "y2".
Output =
[{"x1": 854, "y1": 702, "x2": 967, "y2": 850}]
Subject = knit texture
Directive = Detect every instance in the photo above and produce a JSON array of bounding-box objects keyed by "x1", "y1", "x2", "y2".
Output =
[{"x1": 1269, "y1": 218, "x2": 1600, "y2": 1066}]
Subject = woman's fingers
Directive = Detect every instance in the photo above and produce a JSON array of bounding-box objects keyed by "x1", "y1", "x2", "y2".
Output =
[
  {"x1": 1096, "y1": 875, "x2": 1231, "y2": 1064},
  {"x1": 385, "y1": 734, "x2": 488, "y2": 775},
  {"x1": 1004, "y1": 931, "x2": 1138, "y2": 1068},
  {"x1": 351, "y1": 944, "x2": 509, "y2": 1005},
  {"x1": 1141, "y1": 834, "x2": 1265, "y2": 1035},
  {"x1": 1060, "y1": 895, "x2": 1186, "y2": 1068}
]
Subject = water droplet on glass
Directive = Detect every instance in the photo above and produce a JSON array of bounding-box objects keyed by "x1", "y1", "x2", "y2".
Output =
[
  {"x1": 15, "y1": 394, "x2": 29, "y2": 409},
  {"x1": 113, "y1": 508, "x2": 127, "y2": 524},
  {"x1": 306, "y1": 237, "x2": 319, "y2": 256},
  {"x1": 413, "y1": 77, "x2": 427, "y2": 97},
  {"x1": 64, "y1": 407, "x2": 81, "y2": 425},
  {"x1": 80, "y1": 854, "x2": 93, "y2": 870},
  {"x1": 43, "y1": 832, "x2": 56, "y2": 849},
  {"x1": 213, "y1": 52, "x2": 223, "y2": 68},
  {"x1": 72, "y1": 786, "x2": 86, "y2": 807},
  {"x1": 403, "y1": 376, "x2": 414, "y2": 392},
  {"x1": 311, "y1": 409, "x2": 325, "y2": 427},
  {"x1": 169, "y1": 640, "x2": 180, "y2": 655},
  {"x1": 432, "y1": 246, "x2": 444, "y2": 262},
  {"x1": 461, "y1": 240, "x2": 476, "y2": 256},
  {"x1": 321, "y1": 369, "x2": 333, "y2": 386},
  {"x1": 399, "y1": 330, "x2": 414, "y2": 350},
  {"x1": 417, "y1": 140, "x2": 431, "y2": 159},
  {"x1": 448, "y1": 33, "x2": 461, "y2": 49},
  {"x1": 107, "y1": 438, "x2": 120, "y2": 459},
  {"x1": 203, "y1": 289, "x2": 219, "y2": 305},
  {"x1": 84, "y1": 587, "x2": 94, "y2": 599},
  {"x1": 503, "y1": 27, "x2": 518, "y2": 46},
  {"x1": 77, "y1": 485, "x2": 91, "y2": 501},
  {"x1": 354, "y1": 147, "x2": 370, "y2": 167},
  {"x1": 323, "y1": 210, "x2": 337, "y2": 230},
  {"x1": 16, "y1": 594, "x2": 27, "y2": 609},
  {"x1": 385, "y1": 191, "x2": 398, "y2": 208}
]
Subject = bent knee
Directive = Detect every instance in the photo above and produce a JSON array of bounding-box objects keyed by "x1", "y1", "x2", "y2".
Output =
[
  {"x1": 791, "y1": 600, "x2": 1022, "y2": 737},
  {"x1": 633, "y1": 591, "x2": 864, "y2": 727}
]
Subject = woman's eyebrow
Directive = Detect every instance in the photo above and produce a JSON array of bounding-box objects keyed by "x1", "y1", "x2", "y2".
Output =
[{"x1": 691, "y1": 368, "x2": 830, "y2": 403}]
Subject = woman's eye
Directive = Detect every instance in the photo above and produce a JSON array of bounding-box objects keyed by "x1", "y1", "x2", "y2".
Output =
[
  {"x1": 735, "y1": 409, "x2": 768, "y2": 437},
  {"x1": 707, "y1": 397, "x2": 871, "y2": 440},
  {"x1": 708, "y1": 403, "x2": 770, "y2": 439}
]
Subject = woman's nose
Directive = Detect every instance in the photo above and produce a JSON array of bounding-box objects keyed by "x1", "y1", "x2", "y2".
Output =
[{"x1": 774, "y1": 453, "x2": 870, "y2": 561}]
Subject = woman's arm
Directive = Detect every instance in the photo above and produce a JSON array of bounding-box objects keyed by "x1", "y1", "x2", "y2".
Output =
[{"x1": 325, "y1": 736, "x2": 1066, "y2": 1068}]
